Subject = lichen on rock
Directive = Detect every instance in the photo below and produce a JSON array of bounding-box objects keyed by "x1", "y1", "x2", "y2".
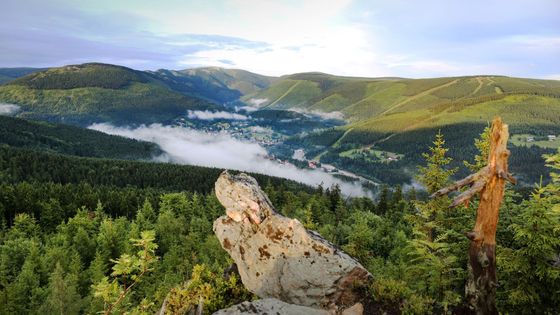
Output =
[{"x1": 213, "y1": 171, "x2": 373, "y2": 314}]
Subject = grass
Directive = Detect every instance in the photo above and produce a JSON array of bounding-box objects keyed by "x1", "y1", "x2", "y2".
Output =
[
  {"x1": 247, "y1": 73, "x2": 560, "y2": 124},
  {"x1": 346, "y1": 95, "x2": 560, "y2": 137}
]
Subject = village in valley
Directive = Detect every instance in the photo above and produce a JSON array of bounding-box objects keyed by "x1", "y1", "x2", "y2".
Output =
[{"x1": 511, "y1": 133, "x2": 560, "y2": 148}]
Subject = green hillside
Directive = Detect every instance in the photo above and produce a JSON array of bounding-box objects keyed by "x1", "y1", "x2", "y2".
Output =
[
  {"x1": 256, "y1": 73, "x2": 560, "y2": 184},
  {"x1": 0, "y1": 63, "x2": 218, "y2": 125},
  {"x1": 245, "y1": 73, "x2": 560, "y2": 122},
  {"x1": 0, "y1": 67, "x2": 44, "y2": 84},
  {"x1": 0, "y1": 115, "x2": 161, "y2": 159},
  {"x1": 289, "y1": 93, "x2": 560, "y2": 185},
  {"x1": 0, "y1": 67, "x2": 558, "y2": 315},
  {"x1": 2, "y1": 63, "x2": 559, "y2": 185},
  {"x1": 149, "y1": 67, "x2": 276, "y2": 104}
]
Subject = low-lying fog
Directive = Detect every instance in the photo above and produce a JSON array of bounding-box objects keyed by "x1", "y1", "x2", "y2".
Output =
[
  {"x1": 89, "y1": 123, "x2": 375, "y2": 198},
  {"x1": 0, "y1": 103, "x2": 21, "y2": 115}
]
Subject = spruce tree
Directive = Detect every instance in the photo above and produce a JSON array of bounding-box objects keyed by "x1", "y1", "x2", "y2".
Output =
[
  {"x1": 40, "y1": 262, "x2": 82, "y2": 315},
  {"x1": 405, "y1": 131, "x2": 463, "y2": 312},
  {"x1": 497, "y1": 149, "x2": 560, "y2": 313}
]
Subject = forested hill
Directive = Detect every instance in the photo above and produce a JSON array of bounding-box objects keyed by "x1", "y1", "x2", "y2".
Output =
[
  {"x1": 1, "y1": 63, "x2": 558, "y2": 187},
  {"x1": 148, "y1": 67, "x2": 276, "y2": 104},
  {"x1": 264, "y1": 73, "x2": 560, "y2": 185},
  {"x1": 0, "y1": 133, "x2": 558, "y2": 314},
  {"x1": 0, "y1": 115, "x2": 161, "y2": 159},
  {"x1": 244, "y1": 73, "x2": 560, "y2": 121},
  {"x1": 0, "y1": 63, "x2": 219, "y2": 125},
  {"x1": 0, "y1": 145, "x2": 312, "y2": 224}
]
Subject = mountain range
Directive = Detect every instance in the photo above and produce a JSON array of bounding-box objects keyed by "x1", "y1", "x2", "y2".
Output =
[
  {"x1": 2, "y1": 63, "x2": 558, "y2": 125},
  {"x1": 1, "y1": 62, "x2": 559, "y2": 185}
]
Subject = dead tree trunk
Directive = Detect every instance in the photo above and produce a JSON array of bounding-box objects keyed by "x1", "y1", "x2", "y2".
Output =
[{"x1": 432, "y1": 117, "x2": 515, "y2": 315}]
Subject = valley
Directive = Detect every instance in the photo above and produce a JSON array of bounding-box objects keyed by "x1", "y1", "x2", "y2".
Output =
[
  {"x1": 1, "y1": 63, "x2": 559, "y2": 190},
  {"x1": 2, "y1": 2, "x2": 559, "y2": 314}
]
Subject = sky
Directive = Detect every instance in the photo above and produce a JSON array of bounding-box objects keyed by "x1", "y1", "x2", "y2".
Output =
[{"x1": 1, "y1": 0, "x2": 559, "y2": 78}]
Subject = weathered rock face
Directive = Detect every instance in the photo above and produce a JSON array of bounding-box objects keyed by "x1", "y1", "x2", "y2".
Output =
[
  {"x1": 213, "y1": 298, "x2": 330, "y2": 315},
  {"x1": 213, "y1": 171, "x2": 372, "y2": 314}
]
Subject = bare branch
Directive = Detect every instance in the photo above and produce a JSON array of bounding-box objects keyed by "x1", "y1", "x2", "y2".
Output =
[
  {"x1": 431, "y1": 166, "x2": 493, "y2": 208},
  {"x1": 449, "y1": 178, "x2": 487, "y2": 208},
  {"x1": 430, "y1": 171, "x2": 479, "y2": 198}
]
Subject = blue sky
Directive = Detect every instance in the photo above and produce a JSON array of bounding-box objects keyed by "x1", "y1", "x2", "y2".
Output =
[{"x1": 1, "y1": 0, "x2": 559, "y2": 78}]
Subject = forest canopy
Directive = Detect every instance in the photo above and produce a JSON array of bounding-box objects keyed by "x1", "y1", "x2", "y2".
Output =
[{"x1": 0, "y1": 128, "x2": 558, "y2": 314}]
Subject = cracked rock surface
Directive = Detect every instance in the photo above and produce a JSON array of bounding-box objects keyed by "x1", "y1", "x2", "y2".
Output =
[
  {"x1": 213, "y1": 171, "x2": 372, "y2": 314},
  {"x1": 213, "y1": 298, "x2": 330, "y2": 315}
]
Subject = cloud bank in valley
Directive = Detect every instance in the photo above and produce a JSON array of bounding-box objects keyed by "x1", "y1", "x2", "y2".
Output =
[
  {"x1": 0, "y1": 104, "x2": 21, "y2": 115},
  {"x1": 187, "y1": 110, "x2": 248, "y2": 120},
  {"x1": 235, "y1": 101, "x2": 266, "y2": 113},
  {"x1": 89, "y1": 123, "x2": 374, "y2": 198},
  {"x1": 247, "y1": 98, "x2": 268, "y2": 107},
  {"x1": 291, "y1": 108, "x2": 345, "y2": 121}
]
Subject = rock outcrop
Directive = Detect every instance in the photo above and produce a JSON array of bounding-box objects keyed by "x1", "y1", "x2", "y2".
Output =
[
  {"x1": 213, "y1": 298, "x2": 330, "y2": 315},
  {"x1": 213, "y1": 171, "x2": 373, "y2": 314}
]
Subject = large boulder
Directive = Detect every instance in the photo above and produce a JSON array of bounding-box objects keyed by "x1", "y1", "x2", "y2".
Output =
[
  {"x1": 213, "y1": 298, "x2": 330, "y2": 315},
  {"x1": 213, "y1": 171, "x2": 372, "y2": 314}
]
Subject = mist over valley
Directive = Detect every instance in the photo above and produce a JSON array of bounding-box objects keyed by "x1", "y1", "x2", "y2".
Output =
[{"x1": 89, "y1": 119, "x2": 376, "y2": 198}]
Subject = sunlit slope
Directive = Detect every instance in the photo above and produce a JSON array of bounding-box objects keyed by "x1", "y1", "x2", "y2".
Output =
[
  {"x1": 341, "y1": 94, "x2": 560, "y2": 145},
  {"x1": 267, "y1": 73, "x2": 560, "y2": 184},
  {"x1": 303, "y1": 93, "x2": 560, "y2": 185},
  {"x1": 0, "y1": 63, "x2": 217, "y2": 125},
  {"x1": 244, "y1": 73, "x2": 560, "y2": 122}
]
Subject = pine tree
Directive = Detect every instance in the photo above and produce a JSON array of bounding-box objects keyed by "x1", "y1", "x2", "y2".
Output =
[
  {"x1": 391, "y1": 185, "x2": 403, "y2": 207},
  {"x1": 497, "y1": 149, "x2": 560, "y2": 313},
  {"x1": 343, "y1": 211, "x2": 375, "y2": 263},
  {"x1": 136, "y1": 198, "x2": 156, "y2": 231},
  {"x1": 464, "y1": 126, "x2": 491, "y2": 172},
  {"x1": 7, "y1": 241, "x2": 44, "y2": 314},
  {"x1": 412, "y1": 131, "x2": 457, "y2": 241},
  {"x1": 40, "y1": 262, "x2": 82, "y2": 315},
  {"x1": 376, "y1": 185, "x2": 389, "y2": 215},
  {"x1": 404, "y1": 131, "x2": 463, "y2": 312},
  {"x1": 417, "y1": 131, "x2": 457, "y2": 195},
  {"x1": 302, "y1": 202, "x2": 317, "y2": 230}
]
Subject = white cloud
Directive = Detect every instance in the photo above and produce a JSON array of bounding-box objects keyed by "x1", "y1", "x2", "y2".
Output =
[
  {"x1": 235, "y1": 105, "x2": 261, "y2": 113},
  {"x1": 291, "y1": 108, "x2": 345, "y2": 120},
  {"x1": 157, "y1": 0, "x2": 386, "y2": 77},
  {"x1": 182, "y1": 27, "x2": 385, "y2": 77},
  {"x1": 542, "y1": 74, "x2": 560, "y2": 80},
  {"x1": 5, "y1": 0, "x2": 559, "y2": 78},
  {"x1": 0, "y1": 103, "x2": 21, "y2": 115},
  {"x1": 248, "y1": 126, "x2": 270, "y2": 133},
  {"x1": 187, "y1": 110, "x2": 248, "y2": 120},
  {"x1": 247, "y1": 98, "x2": 268, "y2": 106},
  {"x1": 502, "y1": 35, "x2": 560, "y2": 51},
  {"x1": 89, "y1": 123, "x2": 375, "y2": 198},
  {"x1": 134, "y1": 0, "x2": 354, "y2": 46}
]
